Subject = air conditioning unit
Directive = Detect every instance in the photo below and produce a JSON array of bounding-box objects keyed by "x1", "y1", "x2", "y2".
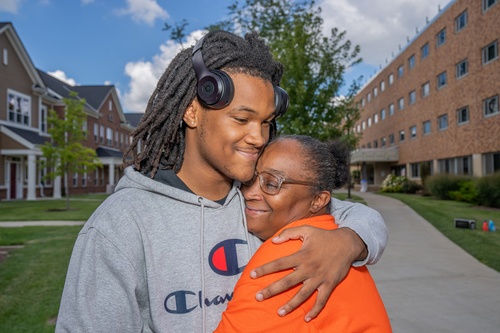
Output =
[{"x1": 454, "y1": 218, "x2": 475, "y2": 229}]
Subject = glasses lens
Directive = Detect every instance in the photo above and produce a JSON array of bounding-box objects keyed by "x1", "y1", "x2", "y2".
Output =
[{"x1": 259, "y1": 173, "x2": 281, "y2": 195}]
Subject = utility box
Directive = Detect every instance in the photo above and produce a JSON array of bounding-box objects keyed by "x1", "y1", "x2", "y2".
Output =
[{"x1": 454, "y1": 218, "x2": 476, "y2": 229}]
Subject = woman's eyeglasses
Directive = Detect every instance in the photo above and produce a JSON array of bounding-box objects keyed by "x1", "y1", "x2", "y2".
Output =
[{"x1": 243, "y1": 171, "x2": 316, "y2": 195}]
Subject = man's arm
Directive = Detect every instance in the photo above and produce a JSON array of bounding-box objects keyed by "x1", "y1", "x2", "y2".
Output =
[
  {"x1": 249, "y1": 198, "x2": 388, "y2": 321},
  {"x1": 55, "y1": 229, "x2": 143, "y2": 332},
  {"x1": 329, "y1": 197, "x2": 388, "y2": 266}
]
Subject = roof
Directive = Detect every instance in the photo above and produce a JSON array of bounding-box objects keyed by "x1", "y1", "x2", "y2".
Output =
[
  {"x1": 124, "y1": 113, "x2": 144, "y2": 127},
  {"x1": 72, "y1": 85, "x2": 114, "y2": 110},
  {"x1": 4, "y1": 125, "x2": 50, "y2": 145},
  {"x1": 96, "y1": 147, "x2": 124, "y2": 158}
]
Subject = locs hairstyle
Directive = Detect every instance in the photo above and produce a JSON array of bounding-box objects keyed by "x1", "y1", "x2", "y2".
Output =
[{"x1": 122, "y1": 30, "x2": 284, "y2": 178}]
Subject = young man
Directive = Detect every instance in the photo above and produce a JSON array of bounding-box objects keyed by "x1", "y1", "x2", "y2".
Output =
[{"x1": 56, "y1": 31, "x2": 388, "y2": 332}]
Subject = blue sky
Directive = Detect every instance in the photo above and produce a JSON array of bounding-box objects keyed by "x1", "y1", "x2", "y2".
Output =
[{"x1": 1, "y1": 0, "x2": 451, "y2": 113}]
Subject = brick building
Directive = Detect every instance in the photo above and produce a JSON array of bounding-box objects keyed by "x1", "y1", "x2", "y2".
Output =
[
  {"x1": 0, "y1": 22, "x2": 136, "y2": 200},
  {"x1": 352, "y1": 0, "x2": 500, "y2": 189}
]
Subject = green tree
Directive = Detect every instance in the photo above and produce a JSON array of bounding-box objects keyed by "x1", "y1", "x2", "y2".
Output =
[
  {"x1": 208, "y1": 0, "x2": 362, "y2": 140},
  {"x1": 40, "y1": 92, "x2": 102, "y2": 210}
]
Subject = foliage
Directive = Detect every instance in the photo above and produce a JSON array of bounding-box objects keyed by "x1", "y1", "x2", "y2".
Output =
[
  {"x1": 40, "y1": 92, "x2": 102, "y2": 209},
  {"x1": 448, "y1": 179, "x2": 478, "y2": 204},
  {"x1": 351, "y1": 170, "x2": 361, "y2": 184},
  {"x1": 208, "y1": 0, "x2": 363, "y2": 141},
  {"x1": 476, "y1": 172, "x2": 500, "y2": 208},
  {"x1": 380, "y1": 174, "x2": 419, "y2": 193},
  {"x1": 420, "y1": 162, "x2": 431, "y2": 188},
  {"x1": 425, "y1": 174, "x2": 465, "y2": 200}
]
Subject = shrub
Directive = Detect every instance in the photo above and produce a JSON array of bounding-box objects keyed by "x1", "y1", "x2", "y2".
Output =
[
  {"x1": 425, "y1": 174, "x2": 466, "y2": 200},
  {"x1": 380, "y1": 174, "x2": 420, "y2": 193},
  {"x1": 476, "y1": 172, "x2": 500, "y2": 208},
  {"x1": 448, "y1": 179, "x2": 478, "y2": 203}
]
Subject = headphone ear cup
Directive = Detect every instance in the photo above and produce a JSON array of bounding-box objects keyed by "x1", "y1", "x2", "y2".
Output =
[{"x1": 197, "y1": 70, "x2": 234, "y2": 109}]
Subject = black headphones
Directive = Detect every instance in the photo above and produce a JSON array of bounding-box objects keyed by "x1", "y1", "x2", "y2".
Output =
[{"x1": 192, "y1": 33, "x2": 289, "y2": 118}]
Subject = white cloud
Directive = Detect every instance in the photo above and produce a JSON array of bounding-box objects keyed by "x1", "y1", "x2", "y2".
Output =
[
  {"x1": 122, "y1": 30, "x2": 205, "y2": 112},
  {"x1": 0, "y1": 0, "x2": 21, "y2": 13},
  {"x1": 48, "y1": 70, "x2": 77, "y2": 86},
  {"x1": 116, "y1": 0, "x2": 169, "y2": 26},
  {"x1": 320, "y1": 0, "x2": 449, "y2": 68},
  {"x1": 81, "y1": 0, "x2": 94, "y2": 5}
]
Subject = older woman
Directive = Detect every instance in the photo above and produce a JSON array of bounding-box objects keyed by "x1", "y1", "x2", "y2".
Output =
[{"x1": 215, "y1": 135, "x2": 391, "y2": 332}]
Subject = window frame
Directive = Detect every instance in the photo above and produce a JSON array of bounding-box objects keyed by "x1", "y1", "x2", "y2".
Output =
[
  {"x1": 437, "y1": 71, "x2": 447, "y2": 89},
  {"x1": 455, "y1": 10, "x2": 468, "y2": 32},
  {"x1": 483, "y1": 95, "x2": 499, "y2": 117},
  {"x1": 482, "y1": 40, "x2": 498, "y2": 64},
  {"x1": 456, "y1": 59, "x2": 468, "y2": 79},
  {"x1": 436, "y1": 28, "x2": 446, "y2": 48},
  {"x1": 438, "y1": 114, "x2": 449, "y2": 130},
  {"x1": 421, "y1": 42, "x2": 429, "y2": 59},
  {"x1": 457, "y1": 106, "x2": 470, "y2": 125}
]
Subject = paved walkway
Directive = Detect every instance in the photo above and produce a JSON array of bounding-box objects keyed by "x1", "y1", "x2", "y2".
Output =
[{"x1": 351, "y1": 190, "x2": 500, "y2": 333}]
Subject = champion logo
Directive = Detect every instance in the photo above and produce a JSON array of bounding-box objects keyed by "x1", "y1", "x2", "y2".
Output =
[{"x1": 208, "y1": 239, "x2": 247, "y2": 276}]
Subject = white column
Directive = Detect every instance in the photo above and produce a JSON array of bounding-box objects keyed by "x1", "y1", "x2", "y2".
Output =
[
  {"x1": 53, "y1": 175, "x2": 62, "y2": 199},
  {"x1": 27, "y1": 154, "x2": 37, "y2": 200},
  {"x1": 472, "y1": 154, "x2": 482, "y2": 177},
  {"x1": 109, "y1": 161, "x2": 115, "y2": 185}
]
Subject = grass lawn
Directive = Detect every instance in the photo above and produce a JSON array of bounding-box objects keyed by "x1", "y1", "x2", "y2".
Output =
[
  {"x1": 0, "y1": 226, "x2": 80, "y2": 332},
  {"x1": 380, "y1": 192, "x2": 500, "y2": 272},
  {"x1": 0, "y1": 194, "x2": 108, "y2": 221}
]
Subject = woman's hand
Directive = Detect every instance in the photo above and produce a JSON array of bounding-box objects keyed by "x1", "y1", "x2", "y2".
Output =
[{"x1": 250, "y1": 226, "x2": 367, "y2": 322}]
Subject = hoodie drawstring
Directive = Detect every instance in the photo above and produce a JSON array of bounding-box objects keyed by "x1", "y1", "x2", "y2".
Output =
[{"x1": 198, "y1": 196, "x2": 206, "y2": 333}]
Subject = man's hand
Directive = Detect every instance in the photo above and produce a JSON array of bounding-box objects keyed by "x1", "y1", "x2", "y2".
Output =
[{"x1": 250, "y1": 226, "x2": 367, "y2": 322}]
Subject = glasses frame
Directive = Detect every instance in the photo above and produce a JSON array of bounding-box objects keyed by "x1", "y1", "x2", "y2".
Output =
[{"x1": 248, "y1": 170, "x2": 317, "y2": 195}]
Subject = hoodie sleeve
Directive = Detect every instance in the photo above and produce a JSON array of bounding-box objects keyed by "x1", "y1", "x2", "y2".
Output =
[
  {"x1": 55, "y1": 227, "x2": 145, "y2": 333},
  {"x1": 329, "y1": 197, "x2": 388, "y2": 266}
]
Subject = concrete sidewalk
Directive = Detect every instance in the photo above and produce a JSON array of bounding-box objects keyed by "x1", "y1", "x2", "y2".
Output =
[{"x1": 353, "y1": 191, "x2": 500, "y2": 333}]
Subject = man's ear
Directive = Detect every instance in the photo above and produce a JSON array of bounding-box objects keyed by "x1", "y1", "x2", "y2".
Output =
[
  {"x1": 183, "y1": 100, "x2": 199, "y2": 128},
  {"x1": 310, "y1": 191, "x2": 332, "y2": 214}
]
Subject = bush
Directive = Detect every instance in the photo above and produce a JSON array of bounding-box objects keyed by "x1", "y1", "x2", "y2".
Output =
[
  {"x1": 425, "y1": 174, "x2": 466, "y2": 200},
  {"x1": 476, "y1": 172, "x2": 500, "y2": 208},
  {"x1": 448, "y1": 179, "x2": 478, "y2": 203},
  {"x1": 380, "y1": 174, "x2": 420, "y2": 193}
]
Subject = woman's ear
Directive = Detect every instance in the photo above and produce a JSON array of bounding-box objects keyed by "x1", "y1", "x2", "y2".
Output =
[
  {"x1": 310, "y1": 191, "x2": 332, "y2": 214},
  {"x1": 183, "y1": 100, "x2": 199, "y2": 128}
]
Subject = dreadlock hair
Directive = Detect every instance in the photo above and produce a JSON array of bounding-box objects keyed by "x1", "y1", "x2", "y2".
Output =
[
  {"x1": 122, "y1": 30, "x2": 284, "y2": 178},
  {"x1": 271, "y1": 135, "x2": 351, "y2": 195}
]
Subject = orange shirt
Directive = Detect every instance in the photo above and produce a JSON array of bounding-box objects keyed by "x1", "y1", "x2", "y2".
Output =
[{"x1": 215, "y1": 215, "x2": 391, "y2": 332}]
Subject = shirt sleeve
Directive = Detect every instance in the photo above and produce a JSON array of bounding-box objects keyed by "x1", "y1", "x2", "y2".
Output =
[
  {"x1": 55, "y1": 228, "x2": 144, "y2": 333},
  {"x1": 329, "y1": 197, "x2": 388, "y2": 266}
]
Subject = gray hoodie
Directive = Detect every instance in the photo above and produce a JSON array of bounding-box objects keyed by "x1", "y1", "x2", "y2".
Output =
[{"x1": 56, "y1": 167, "x2": 387, "y2": 333}]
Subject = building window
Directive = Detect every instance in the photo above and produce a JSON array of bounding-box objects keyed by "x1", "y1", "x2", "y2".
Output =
[
  {"x1": 374, "y1": 113, "x2": 379, "y2": 124},
  {"x1": 398, "y1": 97, "x2": 405, "y2": 110},
  {"x1": 357, "y1": 124, "x2": 361, "y2": 133},
  {"x1": 437, "y1": 71, "x2": 447, "y2": 89},
  {"x1": 361, "y1": 98, "x2": 365, "y2": 107},
  {"x1": 73, "y1": 173, "x2": 78, "y2": 187},
  {"x1": 423, "y1": 120, "x2": 431, "y2": 135},
  {"x1": 3, "y1": 48, "x2": 7, "y2": 65},
  {"x1": 100, "y1": 125, "x2": 105, "y2": 144},
  {"x1": 483, "y1": 0, "x2": 498, "y2": 11},
  {"x1": 457, "y1": 106, "x2": 469, "y2": 124},
  {"x1": 421, "y1": 42, "x2": 429, "y2": 59},
  {"x1": 362, "y1": 121, "x2": 366, "y2": 130},
  {"x1": 82, "y1": 167, "x2": 87, "y2": 187},
  {"x1": 408, "y1": 54, "x2": 415, "y2": 69},
  {"x1": 367, "y1": 92, "x2": 371, "y2": 102},
  {"x1": 94, "y1": 169, "x2": 99, "y2": 186},
  {"x1": 389, "y1": 134, "x2": 395, "y2": 146},
  {"x1": 436, "y1": 28, "x2": 446, "y2": 47},
  {"x1": 368, "y1": 117, "x2": 372, "y2": 127},
  {"x1": 409, "y1": 90, "x2": 416, "y2": 105},
  {"x1": 438, "y1": 114, "x2": 448, "y2": 130},
  {"x1": 40, "y1": 105, "x2": 48, "y2": 133},
  {"x1": 109, "y1": 100, "x2": 113, "y2": 111},
  {"x1": 455, "y1": 10, "x2": 468, "y2": 32},
  {"x1": 422, "y1": 82, "x2": 430, "y2": 97},
  {"x1": 484, "y1": 95, "x2": 499, "y2": 117},
  {"x1": 483, "y1": 151, "x2": 500, "y2": 175},
  {"x1": 398, "y1": 65, "x2": 404, "y2": 78},
  {"x1": 482, "y1": 40, "x2": 498, "y2": 64},
  {"x1": 456, "y1": 59, "x2": 468, "y2": 79},
  {"x1": 7, "y1": 90, "x2": 31, "y2": 126},
  {"x1": 410, "y1": 125, "x2": 417, "y2": 139},
  {"x1": 367, "y1": 143, "x2": 372, "y2": 149},
  {"x1": 381, "y1": 108, "x2": 386, "y2": 120},
  {"x1": 373, "y1": 140, "x2": 378, "y2": 148},
  {"x1": 373, "y1": 87, "x2": 378, "y2": 98},
  {"x1": 106, "y1": 127, "x2": 113, "y2": 146},
  {"x1": 381, "y1": 137, "x2": 387, "y2": 147},
  {"x1": 380, "y1": 81, "x2": 385, "y2": 92},
  {"x1": 82, "y1": 120, "x2": 88, "y2": 139},
  {"x1": 389, "y1": 103, "x2": 395, "y2": 115},
  {"x1": 399, "y1": 130, "x2": 405, "y2": 142},
  {"x1": 411, "y1": 163, "x2": 420, "y2": 178},
  {"x1": 94, "y1": 123, "x2": 98, "y2": 142},
  {"x1": 389, "y1": 73, "x2": 394, "y2": 85}
]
